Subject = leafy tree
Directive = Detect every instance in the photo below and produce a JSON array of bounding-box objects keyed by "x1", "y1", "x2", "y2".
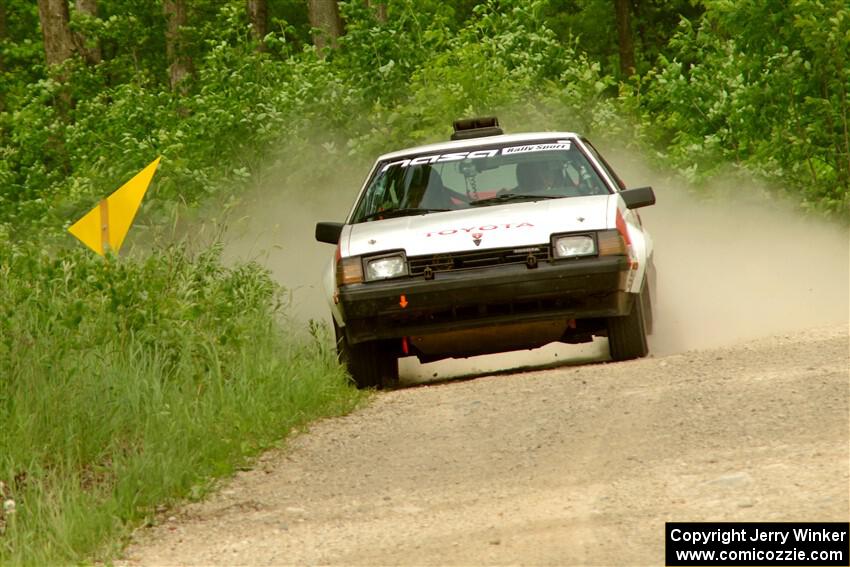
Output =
[
  {"x1": 543, "y1": 0, "x2": 704, "y2": 78},
  {"x1": 0, "y1": 0, "x2": 6, "y2": 111},
  {"x1": 641, "y1": 0, "x2": 849, "y2": 214},
  {"x1": 0, "y1": 0, "x2": 846, "y2": 239}
]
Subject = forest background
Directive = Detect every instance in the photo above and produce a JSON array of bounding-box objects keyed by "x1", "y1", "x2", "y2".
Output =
[{"x1": 0, "y1": 0, "x2": 848, "y2": 564}]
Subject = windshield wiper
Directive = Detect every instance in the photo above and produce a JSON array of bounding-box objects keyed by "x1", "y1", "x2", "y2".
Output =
[
  {"x1": 468, "y1": 193, "x2": 561, "y2": 207},
  {"x1": 360, "y1": 207, "x2": 450, "y2": 221}
]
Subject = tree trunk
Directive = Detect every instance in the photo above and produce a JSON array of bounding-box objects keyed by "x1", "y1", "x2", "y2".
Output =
[
  {"x1": 37, "y1": 0, "x2": 74, "y2": 171},
  {"x1": 73, "y1": 0, "x2": 101, "y2": 64},
  {"x1": 247, "y1": 0, "x2": 268, "y2": 51},
  {"x1": 163, "y1": 0, "x2": 192, "y2": 92},
  {"x1": 37, "y1": 0, "x2": 77, "y2": 67},
  {"x1": 75, "y1": 0, "x2": 96, "y2": 15},
  {"x1": 614, "y1": 0, "x2": 636, "y2": 76},
  {"x1": 367, "y1": 0, "x2": 386, "y2": 23},
  {"x1": 307, "y1": 0, "x2": 344, "y2": 54}
]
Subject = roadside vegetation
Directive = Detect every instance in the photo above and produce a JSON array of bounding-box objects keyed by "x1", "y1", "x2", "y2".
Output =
[
  {"x1": 1, "y1": 0, "x2": 847, "y2": 236},
  {"x1": 0, "y1": 242, "x2": 360, "y2": 564},
  {"x1": 1, "y1": 0, "x2": 848, "y2": 564}
]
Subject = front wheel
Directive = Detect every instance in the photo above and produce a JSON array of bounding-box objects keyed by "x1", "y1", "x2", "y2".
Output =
[
  {"x1": 334, "y1": 321, "x2": 399, "y2": 389},
  {"x1": 607, "y1": 286, "x2": 649, "y2": 361}
]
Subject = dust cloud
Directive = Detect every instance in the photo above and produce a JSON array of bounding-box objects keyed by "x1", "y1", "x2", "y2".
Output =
[
  {"x1": 220, "y1": 150, "x2": 367, "y2": 325},
  {"x1": 608, "y1": 149, "x2": 849, "y2": 355},
  {"x1": 221, "y1": 142, "x2": 848, "y2": 380}
]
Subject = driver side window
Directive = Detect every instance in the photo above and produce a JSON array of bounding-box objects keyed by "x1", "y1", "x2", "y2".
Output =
[
  {"x1": 363, "y1": 170, "x2": 399, "y2": 213},
  {"x1": 582, "y1": 139, "x2": 625, "y2": 190}
]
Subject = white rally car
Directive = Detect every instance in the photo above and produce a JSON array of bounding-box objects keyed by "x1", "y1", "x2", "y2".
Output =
[{"x1": 316, "y1": 118, "x2": 656, "y2": 388}]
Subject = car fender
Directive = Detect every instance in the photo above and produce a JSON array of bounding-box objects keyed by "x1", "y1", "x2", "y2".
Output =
[
  {"x1": 610, "y1": 195, "x2": 652, "y2": 294},
  {"x1": 322, "y1": 256, "x2": 345, "y2": 327}
]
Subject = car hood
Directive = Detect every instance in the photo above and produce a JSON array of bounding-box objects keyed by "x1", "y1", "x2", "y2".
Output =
[{"x1": 344, "y1": 195, "x2": 612, "y2": 257}]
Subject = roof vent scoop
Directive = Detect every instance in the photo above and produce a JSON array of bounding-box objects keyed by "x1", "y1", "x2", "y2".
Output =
[{"x1": 451, "y1": 116, "x2": 503, "y2": 140}]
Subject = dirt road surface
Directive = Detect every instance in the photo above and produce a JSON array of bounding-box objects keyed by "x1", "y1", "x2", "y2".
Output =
[
  {"x1": 134, "y1": 147, "x2": 849, "y2": 565},
  {"x1": 121, "y1": 325, "x2": 848, "y2": 566}
]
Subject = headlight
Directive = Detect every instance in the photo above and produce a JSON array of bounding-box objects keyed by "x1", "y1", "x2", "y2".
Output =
[
  {"x1": 365, "y1": 254, "x2": 407, "y2": 281},
  {"x1": 552, "y1": 234, "x2": 596, "y2": 259}
]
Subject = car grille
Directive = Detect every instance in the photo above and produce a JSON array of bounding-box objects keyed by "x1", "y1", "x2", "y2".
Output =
[{"x1": 408, "y1": 245, "x2": 550, "y2": 277}]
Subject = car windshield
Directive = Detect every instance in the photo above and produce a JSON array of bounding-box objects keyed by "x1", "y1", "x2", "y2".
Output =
[{"x1": 350, "y1": 139, "x2": 612, "y2": 223}]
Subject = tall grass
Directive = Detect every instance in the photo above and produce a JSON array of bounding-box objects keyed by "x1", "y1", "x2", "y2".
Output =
[{"x1": 0, "y1": 242, "x2": 361, "y2": 565}]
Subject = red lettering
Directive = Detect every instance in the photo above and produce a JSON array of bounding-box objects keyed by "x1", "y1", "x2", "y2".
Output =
[{"x1": 426, "y1": 222, "x2": 534, "y2": 237}]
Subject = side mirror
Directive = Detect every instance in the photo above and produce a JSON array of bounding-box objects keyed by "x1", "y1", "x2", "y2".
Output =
[
  {"x1": 315, "y1": 222, "x2": 344, "y2": 244},
  {"x1": 620, "y1": 186, "x2": 655, "y2": 209}
]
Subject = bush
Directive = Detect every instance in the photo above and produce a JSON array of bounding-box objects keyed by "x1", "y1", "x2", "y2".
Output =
[
  {"x1": 638, "y1": 1, "x2": 850, "y2": 216},
  {"x1": 0, "y1": 241, "x2": 361, "y2": 565}
]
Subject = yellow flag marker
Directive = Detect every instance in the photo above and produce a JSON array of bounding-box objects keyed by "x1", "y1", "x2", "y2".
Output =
[{"x1": 69, "y1": 157, "x2": 161, "y2": 256}]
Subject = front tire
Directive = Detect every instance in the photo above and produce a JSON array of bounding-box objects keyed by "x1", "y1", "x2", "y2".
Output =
[
  {"x1": 334, "y1": 321, "x2": 399, "y2": 389},
  {"x1": 607, "y1": 286, "x2": 649, "y2": 361}
]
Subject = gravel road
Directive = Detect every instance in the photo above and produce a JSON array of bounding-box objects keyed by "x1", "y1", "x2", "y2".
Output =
[
  {"x1": 173, "y1": 141, "x2": 850, "y2": 566},
  {"x1": 121, "y1": 325, "x2": 848, "y2": 566}
]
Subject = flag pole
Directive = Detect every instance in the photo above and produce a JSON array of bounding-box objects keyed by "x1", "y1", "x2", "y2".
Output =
[{"x1": 99, "y1": 198, "x2": 110, "y2": 255}]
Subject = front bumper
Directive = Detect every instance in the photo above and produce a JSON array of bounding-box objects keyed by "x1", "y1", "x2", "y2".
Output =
[{"x1": 339, "y1": 255, "x2": 633, "y2": 344}]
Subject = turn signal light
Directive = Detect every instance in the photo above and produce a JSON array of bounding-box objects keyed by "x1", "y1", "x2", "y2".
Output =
[
  {"x1": 597, "y1": 230, "x2": 627, "y2": 256},
  {"x1": 336, "y1": 257, "x2": 363, "y2": 286}
]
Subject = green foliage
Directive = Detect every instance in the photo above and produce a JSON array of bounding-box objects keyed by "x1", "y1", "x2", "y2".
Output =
[
  {"x1": 639, "y1": 0, "x2": 850, "y2": 215},
  {"x1": 541, "y1": 0, "x2": 705, "y2": 78},
  {"x1": 2, "y1": 0, "x2": 847, "y2": 232},
  {"x1": 76, "y1": 1, "x2": 169, "y2": 85},
  {"x1": 0, "y1": 241, "x2": 361, "y2": 564},
  {"x1": 334, "y1": 0, "x2": 622, "y2": 156},
  {"x1": 0, "y1": 4, "x2": 44, "y2": 118},
  {"x1": 0, "y1": 0, "x2": 624, "y2": 238},
  {"x1": 0, "y1": 0, "x2": 848, "y2": 562}
]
